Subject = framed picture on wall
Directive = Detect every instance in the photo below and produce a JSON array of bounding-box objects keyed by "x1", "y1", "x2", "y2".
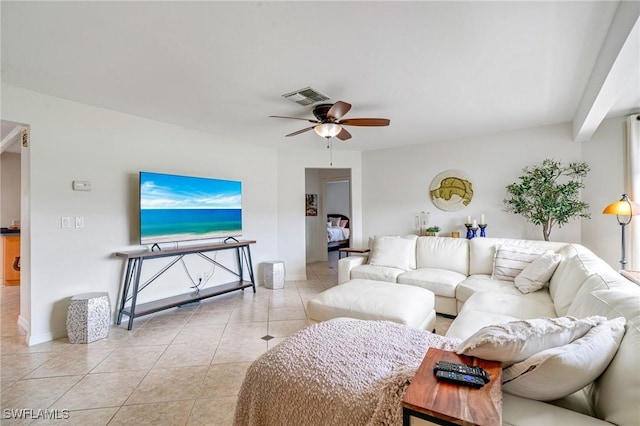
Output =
[{"x1": 306, "y1": 194, "x2": 318, "y2": 216}]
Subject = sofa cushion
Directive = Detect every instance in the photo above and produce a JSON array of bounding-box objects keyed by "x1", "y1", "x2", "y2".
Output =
[
  {"x1": 456, "y1": 275, "x2": 558, "y2": 312},
  {"x1": 566, "y1": 273, "x2": 633, "y2": 318},
  {"x1": 350, "y1": 265, "x2": 405, "y2": 283},
  {"x1": 514, "y1": 251, "x2": 561, "y2": 294},
  {"x1": 584, "y1": 287, "x2": 640, "y2": 426},
  {"x1": 368, "y1": 235, "x2": 417, "y2": 270},
  {"x1": 492, "y1": 245, "x2": 545, "y2": 281},
  {"x1": 502, "y1": 317, "x2": 626, "y2": 401},
  {"x1": 549, "y1": 244, "x2": 618, "y2": 316},
  {"x1": 416, "y1": 236, "x2": 469, "y2": 275},
  {"x1": 457, "y1": 291, "x2": 557, "y2": 321},
  {"x1": 502, "y1": 393, "x2": 610, "y2": 426},
  {"x1": 445, "y1": 309, "x2": 519, "y2": 341},
  {"x1": 469, "y1": 237, "x2": 567, "y2": 276},
  {"x1": 456, "y1": 275, "x2": 534, "y2": 305},
  {"x1": 456, "y1": 316, "x2": 605, "y2": 366},
  {"x1": 397, "y1": 268, "x2": 466, "y2": 298}
]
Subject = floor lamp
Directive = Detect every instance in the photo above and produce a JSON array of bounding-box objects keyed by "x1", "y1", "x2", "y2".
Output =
[{"x1": 603, "y1": 194, "x2": 640, "y2": 270}]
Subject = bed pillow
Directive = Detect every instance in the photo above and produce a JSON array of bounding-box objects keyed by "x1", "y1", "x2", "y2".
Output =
[
  {"x1": 492, "y1": 245, "x2": 545, "y2": 281},
  {"x1": 368, "y1": 235, "x2": 417, "y2": 271},
  {"x1": 339, "y1": 219, "x2": 348, "y2": 228},
  {"x1": 502, "y1": 317, "x2": 626, "y2": 401},
  {"x1": 329, "y1": 217, "x2": 340, "y2": 227},
  {"x1": 456, "y1": 315, "x2": 606, "y2": 366},
  {"x1": 514, "y1": 251, "x2": 562, "y2": 294}
]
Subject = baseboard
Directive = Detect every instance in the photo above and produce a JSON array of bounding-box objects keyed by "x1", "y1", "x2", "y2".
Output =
[
  {"x1": 17, "y1": 314, "x2": 29, "y2": 335},
  {"x1": 26, "y1": 327, "x2": 67, "y2": 346}
]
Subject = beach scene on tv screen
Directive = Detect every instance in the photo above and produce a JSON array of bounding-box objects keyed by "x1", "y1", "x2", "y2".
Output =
[{"x1": 140, "y1": 172, "x2": 242, "y2": 244}]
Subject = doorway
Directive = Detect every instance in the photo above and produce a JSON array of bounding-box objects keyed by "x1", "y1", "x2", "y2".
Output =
[
  {"x1": 1, "y1": 119, "x2": 30, "y2": 341},
  {"x1": 304, "y1": 168, "x2": 352, "y2": 264}
]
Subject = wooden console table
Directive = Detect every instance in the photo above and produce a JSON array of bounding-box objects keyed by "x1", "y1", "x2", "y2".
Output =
[
  {"x1": 115, "y1": 240, "x2": 256, "y2": 330},
  {"x1": 402, "y1": 347, "x2": 502, "y2": 426}
]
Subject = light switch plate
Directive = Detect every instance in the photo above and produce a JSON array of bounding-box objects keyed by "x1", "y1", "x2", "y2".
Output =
[{"x1": 61, "y1": 217, "x2": 71, "y2": 228}]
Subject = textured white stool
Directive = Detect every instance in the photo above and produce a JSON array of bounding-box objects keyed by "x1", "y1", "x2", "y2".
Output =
[
  {"x1": 263, "y1": 261, "x2": 285, "y2": 289},
  {"x1": 67, "y1": 292, "x2": 111, "y2": 343}
]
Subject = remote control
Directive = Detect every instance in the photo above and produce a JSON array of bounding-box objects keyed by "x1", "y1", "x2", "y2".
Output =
[
  {"x1": 434, "y1": 370, "x2": 486, "y2": 388},
  {"x1": 434, "y1": 361, "x2": 490, "y2": 383}
]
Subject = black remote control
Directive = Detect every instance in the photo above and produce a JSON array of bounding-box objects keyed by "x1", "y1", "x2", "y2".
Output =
[
  {"x1": 434, "y1": 370, "x2": 486, "y2": 388},
  {"x1": 434, "y1": 361, "x2": 490, "y2": 383}
]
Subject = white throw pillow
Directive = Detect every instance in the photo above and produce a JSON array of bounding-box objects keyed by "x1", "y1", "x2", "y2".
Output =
[
  {"x1": 514, "y1": 251, "x2": 562, "y2": 294},
  {"x1": 502, "y1": 317, "x2": 626, "y2": 401},
  {"x1": 456, "y1": 315, "x2": 606, "y2": 366},
  {"x1": 368, "y1": 235, "x2": 417, "y2": 271},
  {"x1": 492, "y1": 245, "x2": 544, "y2": 281}
]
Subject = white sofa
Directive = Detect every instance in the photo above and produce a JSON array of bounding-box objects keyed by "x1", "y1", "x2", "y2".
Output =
[{"x1": 338, "y1": 235, "x2": 640, "y2": 426}]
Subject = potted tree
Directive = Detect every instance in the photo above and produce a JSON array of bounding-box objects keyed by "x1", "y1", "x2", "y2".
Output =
[
  {"x1": 425, "y1": 226, "x2": 440, "y2": 236},
  {"x1": 503, "y1": 159, "x2": 590, "y2": 241}
]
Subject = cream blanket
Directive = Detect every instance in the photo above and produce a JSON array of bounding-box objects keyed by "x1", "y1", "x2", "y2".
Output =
[{"x1": 234, "y1": 319, "x2": 461, "y2": 426}]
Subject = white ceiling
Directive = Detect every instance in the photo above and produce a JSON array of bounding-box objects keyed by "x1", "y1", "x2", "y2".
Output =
[{"x1": 1, "y1": 1, "x2": 639, "y2": 153}]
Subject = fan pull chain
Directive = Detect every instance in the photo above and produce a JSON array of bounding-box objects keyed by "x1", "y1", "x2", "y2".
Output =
[{"x1": 326, "y1": 137, "x2": 333, "y2": 166}]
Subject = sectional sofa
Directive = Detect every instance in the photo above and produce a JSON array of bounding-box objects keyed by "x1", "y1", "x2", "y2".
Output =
[{"x1": 337, "y1": 235, "x2": 640, "y2": 426}]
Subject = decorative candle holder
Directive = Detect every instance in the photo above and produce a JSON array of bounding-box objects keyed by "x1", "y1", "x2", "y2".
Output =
[
  {"x1": 479, "y1": 224, "x2": 487, "y2": 238},
  {"x1": 465, "y1": 224, "x2": 478, "y2": 239}
]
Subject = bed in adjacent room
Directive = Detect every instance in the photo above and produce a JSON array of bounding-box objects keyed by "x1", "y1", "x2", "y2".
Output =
[{"x1": 327, "y1": 213, "x2": 350, "y2": 250}]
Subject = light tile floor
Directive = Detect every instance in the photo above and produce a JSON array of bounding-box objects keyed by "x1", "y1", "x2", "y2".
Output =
[{"x1": 0, "y1": 252, "x2": 452, "y2": 425}]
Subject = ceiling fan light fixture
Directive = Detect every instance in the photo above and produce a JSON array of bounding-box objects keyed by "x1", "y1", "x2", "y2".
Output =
[{"x1": 314, "y1": 123, "x2": 342, "y2": 138}]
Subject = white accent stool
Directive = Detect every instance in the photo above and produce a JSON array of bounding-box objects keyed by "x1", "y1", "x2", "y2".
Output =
[
  {"x1": 66, "y1": 292, "x2": 111, "y2": 343},
  {"x1": 307, "y1": 278, "x2": 436, "y2": 330},
  {"x1": 263, "y1": 261, "x2": 285, "y2": 289}
]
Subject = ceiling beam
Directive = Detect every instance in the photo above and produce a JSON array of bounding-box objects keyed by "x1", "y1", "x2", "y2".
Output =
[{"x1": 573, "y1": 0, "x2": 640, "y2": 142}]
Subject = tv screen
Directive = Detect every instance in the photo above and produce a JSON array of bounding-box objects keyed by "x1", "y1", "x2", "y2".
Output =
[{"x1": 139, "y1": 171, "x2": 242, "y2": 245}]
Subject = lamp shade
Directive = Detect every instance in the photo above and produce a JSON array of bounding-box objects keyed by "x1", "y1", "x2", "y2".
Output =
[
  {"x1": 314, "y1": 123, "x2": 342, "y2": 138},
  {"x1": 602, "y1": 194, "x2": 640, "y2": 216}
]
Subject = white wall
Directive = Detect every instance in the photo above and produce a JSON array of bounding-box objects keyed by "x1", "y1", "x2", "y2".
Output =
[
  {"x1": 326, "y1": 180, "x2": 349, "y2": 216},
  {"x1": 581, "y1": 116, "x2": 627, "y2": 269},
  {"x1": 361, "y1": 120, "x2": 626, "y2": 267},
  {"x1": 2, "y1": 84, "x2": 279, "y2": 345},
  {"x1": 304, "y1": 168, "x2": 323, "y2": 263}
]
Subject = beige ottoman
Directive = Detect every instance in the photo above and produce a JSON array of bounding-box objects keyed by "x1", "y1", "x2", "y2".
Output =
[{"x1": 307, "y1": 278, "x2": 436, "y2": 330}]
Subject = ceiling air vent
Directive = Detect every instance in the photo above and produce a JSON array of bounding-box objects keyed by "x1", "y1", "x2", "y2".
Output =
[{"x1": 281, "y1": 87, "x2": 331, "y2": 106}]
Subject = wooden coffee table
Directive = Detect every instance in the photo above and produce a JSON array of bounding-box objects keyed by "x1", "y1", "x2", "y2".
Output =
[{"x1": 402, "y1": 347, "x2": 502, "y2": 426}]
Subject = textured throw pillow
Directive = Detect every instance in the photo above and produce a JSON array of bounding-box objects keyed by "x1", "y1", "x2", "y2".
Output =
[
  {"x1": 368, "y1": 235, "x2": 416, "y2": 271},
  {"x1": 456, "y1": 315, "x2": 606, "y2": 366},
  {"x1": 514, "y1": 251, "x2": 562, "y2": 294},
  {"x1": 492, "y1": 245, "x2": 545, "y2": 281},
  {"x1": 502, "y1": 317, "x2": 626, "y2": 401},
  {"x1": 329, "y1": 217, "x2": 340, "y2": 226},
  {"x1": 339, "y1": 219, "x2": 348, "y2": 228}
]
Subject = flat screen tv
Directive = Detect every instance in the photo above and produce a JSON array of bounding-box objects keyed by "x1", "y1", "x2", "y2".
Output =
[{"x1": 139, "y1": 171, "x2": 242, "y2": 245}]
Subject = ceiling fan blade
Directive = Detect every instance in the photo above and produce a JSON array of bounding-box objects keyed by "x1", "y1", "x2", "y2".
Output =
[
  {"x1": 286, "y1": 126, "x2": 315, "y2": 137},
  {"x1": 339, "y1": 118, "x2": 390, "y2": 127},
  {"x1": 327, "y1": 101, "x2": 352, "y2": 120},
  {"x1": 336, "y1": 127, "x2": 352, "y2": 141},
  {"x1": 270, "y1": 115, "x2": 319, "y2": 123}
]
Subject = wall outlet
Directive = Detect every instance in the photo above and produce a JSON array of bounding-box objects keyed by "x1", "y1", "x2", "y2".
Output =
[{"x1": 75, "y1": 216, "x2": 84, "y2": 228}]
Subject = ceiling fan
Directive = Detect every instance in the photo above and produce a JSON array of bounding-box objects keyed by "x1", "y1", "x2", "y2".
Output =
[{"x1": 269, "y1": 101, "x2": 390, "y2": 141}]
